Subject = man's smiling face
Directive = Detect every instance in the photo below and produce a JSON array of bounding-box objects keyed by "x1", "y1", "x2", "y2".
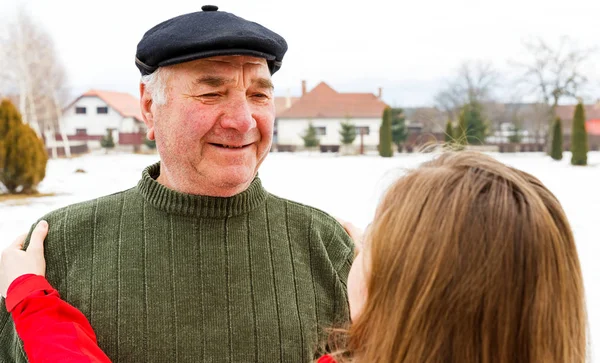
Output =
[{"x1": 142, "y1": 55, "x2": 275, "y2": 196}]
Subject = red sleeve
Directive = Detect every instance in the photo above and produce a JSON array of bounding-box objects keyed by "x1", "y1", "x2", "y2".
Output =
[
  {"x1": 6, "y1": 274, "x2": 112, "y2": 363},
  {"x1": 317, "y1": 354, "x2": 337, "y2": 363}
]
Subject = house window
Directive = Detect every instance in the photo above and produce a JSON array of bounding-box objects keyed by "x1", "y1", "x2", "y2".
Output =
[
  {"x1": 97, "y1": 106, "x2": 108, "y2": 114},
  {"x1": 75, "y1": 129, "x2": 87, "y2": 135},
  {"x1": 75, "y1": 107, "x2": 86, "y2": 114},
  {"x1": 315, "y1": 127, "x2": 327, "y2": 136},
  {"x1": 355, "y1": 126, "x2": 370, "y2": 135}
]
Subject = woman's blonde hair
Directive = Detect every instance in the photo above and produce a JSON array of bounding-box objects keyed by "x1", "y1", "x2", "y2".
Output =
[{"x1": 331, "y1": 151, "x2": 587, "y2": 363}]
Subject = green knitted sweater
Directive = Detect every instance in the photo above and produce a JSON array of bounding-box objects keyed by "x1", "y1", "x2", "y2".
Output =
[{"x1": 0, "y1": 163, "x2": 354, "y2": 363}]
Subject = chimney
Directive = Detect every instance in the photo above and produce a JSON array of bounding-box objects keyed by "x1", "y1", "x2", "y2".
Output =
[
  {"x1": 301, "y1": 80, "x2": 307, "y2": 96},
  {"x1": 285, "y1": 88, "x2": 292, "y2": 108},
  {"x1": 377, "y1": 87, "x2": 382, "y2": 99}
]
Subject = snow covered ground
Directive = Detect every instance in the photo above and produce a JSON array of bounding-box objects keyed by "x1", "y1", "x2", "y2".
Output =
[{"x1": 1, "y1": 150, "x2": 599, "y2": 360}]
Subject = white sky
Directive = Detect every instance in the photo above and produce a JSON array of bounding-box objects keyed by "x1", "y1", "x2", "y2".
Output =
[{"x1": 1, "y1": 0, "x2": 599, "y2": 106}]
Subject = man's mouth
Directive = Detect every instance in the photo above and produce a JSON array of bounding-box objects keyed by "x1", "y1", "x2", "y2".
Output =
[{"x1": 209, "y1": 143, "x2": 250, "y2": 149}]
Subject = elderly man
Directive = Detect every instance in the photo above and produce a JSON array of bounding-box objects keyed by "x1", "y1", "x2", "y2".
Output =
[{"x1": 0, "y1": 6, "x2": 353, "y2": 362}]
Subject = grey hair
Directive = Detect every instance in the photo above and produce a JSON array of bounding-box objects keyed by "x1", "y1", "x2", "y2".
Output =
[{"x1": 140, "y1": 67, "x2": 170, "y2": 106}]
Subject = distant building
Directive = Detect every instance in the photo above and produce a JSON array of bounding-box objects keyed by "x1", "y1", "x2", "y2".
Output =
[
  {"x1": 51, "y1": 88, "x2": 600, "y2": 154},
  {"x1": 274, "y1": 94, "x2": 300, "y2": 116},
  {"x1": 411, "y1": 101, "x2": 600, "y2": 151},
  {"x1": 402, "y1": 107, "x2": 447, "y2": 133},
  {"x1": 60, "y1": 90, "x2": 146, "y2": 150},
  {"x1": 555, "y1": 102, "x2": 600, "y2": 150},
  {"x1": 276, "y1": 81, "x2": 388, "y2": 151}
]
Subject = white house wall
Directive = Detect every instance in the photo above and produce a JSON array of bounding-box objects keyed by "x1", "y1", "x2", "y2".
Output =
[
  {"x1": 62, "y1": 97, "x2": 123, "y2": 136},
  {"x1": 277, "y1": 118, "x2": 382, "y2": 146},
  {"x1": 120, "y1": 117, "x2": 143, "y2": 133}
]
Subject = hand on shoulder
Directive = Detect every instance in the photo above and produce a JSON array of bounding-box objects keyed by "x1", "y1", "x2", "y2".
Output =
[
  {"x1": 0, "y1": 221, "x2": 48, "y2": 298},
  {"x1": 335, "y1": 218, "x2": 364, "y2": 256}
]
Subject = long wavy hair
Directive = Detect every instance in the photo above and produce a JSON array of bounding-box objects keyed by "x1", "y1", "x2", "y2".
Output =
[{"x1": 330, "y1": 151, "x2": 587, "y2": 363}]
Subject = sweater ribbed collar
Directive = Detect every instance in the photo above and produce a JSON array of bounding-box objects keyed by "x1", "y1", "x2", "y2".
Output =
[{"x1": 136, "y1": 162, "x2": 268, "y2": 218}]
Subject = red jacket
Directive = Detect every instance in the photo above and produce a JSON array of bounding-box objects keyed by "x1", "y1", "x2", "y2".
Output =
[
  {"x1": 6, "y1": 274, "x2": 111, "y2": 363},
  {"x1": 317, "y1": 354, "x2": 337, "y2": 363},
  {"x1": 7, "y1": 274, "x2": 337, "y2": 363}
]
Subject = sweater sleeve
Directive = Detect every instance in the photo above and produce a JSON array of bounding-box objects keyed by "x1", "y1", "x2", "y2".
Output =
[{"x1": 6, "y1": 274, "x2": 111, "y2": 363}]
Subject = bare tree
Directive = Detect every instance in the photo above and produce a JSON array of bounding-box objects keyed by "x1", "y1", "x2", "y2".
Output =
[
  {"x1": 514, "y1": 36, "x2": 594, "y2": 110},
  {"x1": 0, "y1": 6, "x2": 71, "y2": 157},
  {"x1": 407, "y1": 107, "x2": 446, "y2": 133},
  {"x1": 435, "y1": 60, "x2": 500, "y2": 120},
  {"x1": 523, "y1": 102, "x2": 551, "y2": 144},
  {"x1": 511, "y1": 36, "x2": 595, "y2": 149},
  {"x1": 484, "y1": 102, "x2": 511, "y2": 136}
]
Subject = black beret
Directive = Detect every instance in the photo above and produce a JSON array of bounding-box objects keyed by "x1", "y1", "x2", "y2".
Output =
[{"x1": 135, "y1": 5, "x2": 288, "y2": 75}]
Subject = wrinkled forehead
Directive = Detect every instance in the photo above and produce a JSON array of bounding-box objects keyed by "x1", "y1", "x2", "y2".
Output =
[{"x1": 175, "y1": 55, "x2": 271, "y2": 75}]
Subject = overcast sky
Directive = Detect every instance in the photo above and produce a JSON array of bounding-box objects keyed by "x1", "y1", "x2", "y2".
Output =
[{"x1": 1, "y1": 0, "x2": 599, "y2": 107}]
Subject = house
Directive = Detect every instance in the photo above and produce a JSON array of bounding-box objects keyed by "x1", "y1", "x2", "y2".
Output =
[
  {"x1": 60, "y1": 89, "x2": 146, "y2": 150},
  {"x1": 274, "y1": 94, "x2": 300, "y2": 116},
  {"x1": 276, "y1": 81, "x2": 388, "y2": 151},
  {"x1": 273, "y1": 93, "x2": 299, "y2": 147}
]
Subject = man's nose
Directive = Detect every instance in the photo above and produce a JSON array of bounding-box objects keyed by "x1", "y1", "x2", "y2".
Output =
[{"x1": 219, "y1": 97, "x2": 256, "y2": 133}]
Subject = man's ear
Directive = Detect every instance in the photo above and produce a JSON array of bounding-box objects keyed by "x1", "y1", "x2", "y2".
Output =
[{"x1": 140, "y1": 83, "x2": 155, "y2": 140}]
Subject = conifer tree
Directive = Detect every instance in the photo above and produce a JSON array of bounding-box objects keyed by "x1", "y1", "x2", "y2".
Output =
[
  {"x1": 301, "y1": 123, "x2": 319, "y2": 148},
  {"x1": 339, "y1": 121, "x2": 357, "y2": 145},
  {"x1": 0, "y1": 99, "x2": 48, "y2": 194},
  {"x1": 570, "y1": 102, "x2": 588, "y2": 166},
  {"x1": 507, "y1": 123, "x2": 523, "y2": 143},
  {"x1": 550, "y1": 117, "x2": 563, "y2": 161},
  {"x1": 455, "y1": 108, "x2": 468, "y2": 150},
  {"x1": 379, "y1": 107, "x2": 393, "y2": 157},
  {"x1": 459, "y1": 101, "x2": 487, "y2": 144},
  {"x1": 101, "y1": 129, "x2": 115, "y2": 149},
  {"x1": 391, "y1": 108, "x2": 407, "y2": 152},
  {"x1": 444, "y1": 120, "x2": 454, "y2": 144}
]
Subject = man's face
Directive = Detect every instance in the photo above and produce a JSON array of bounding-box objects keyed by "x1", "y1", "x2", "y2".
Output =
[{"x1": 142, "y1": 56, "x2": 275, "y2": 196}]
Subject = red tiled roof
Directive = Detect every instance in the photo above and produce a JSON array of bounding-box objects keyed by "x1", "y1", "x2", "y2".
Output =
[
  {"x1": 277, "y1": 82, "x2": 388, "y2": 119},
  {"x1": 274, "y1": 96, "x2": 299, "y2": 117},
  {"x1": 84, "y1": 89, "x2": 143, "y2": 121},
  {"x1": 66, "y1": 89, "x2": 143, "y2": 122}
]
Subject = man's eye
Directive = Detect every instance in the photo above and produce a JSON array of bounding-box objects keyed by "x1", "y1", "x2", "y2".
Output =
[
  {"x1": 201, "y1": 93, "x2": 220, "y2": 98},
  {"x1": 252, "y1": 93, "x2": 268, "y2": 99}
]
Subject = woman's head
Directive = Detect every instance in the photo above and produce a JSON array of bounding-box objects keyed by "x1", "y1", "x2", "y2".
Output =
[{"x1": 343, "y1": 151, "x2": 587, "y2": 363}]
